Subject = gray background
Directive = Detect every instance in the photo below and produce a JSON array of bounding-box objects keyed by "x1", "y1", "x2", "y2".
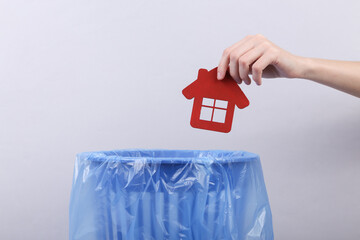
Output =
[{"x1": 1, "y1": 0, "x2": 359, "y2": 239}]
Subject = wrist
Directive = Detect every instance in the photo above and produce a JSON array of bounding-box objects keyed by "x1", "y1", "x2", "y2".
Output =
[{"x1": 296, "y1": 56, "x2": 315, "y2": 80}]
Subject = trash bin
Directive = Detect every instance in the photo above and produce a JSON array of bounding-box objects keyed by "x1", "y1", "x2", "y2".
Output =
[{"x1": 69, "y1": 149, "x2": 273, "y2": 240}]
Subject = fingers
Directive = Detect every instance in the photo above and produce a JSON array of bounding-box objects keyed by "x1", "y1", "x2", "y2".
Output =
[
  {"x1": 217, "y1": 34, "x2": 265, "y2": 82},
  {"x1": 228, "y1": 40, "x2": 257, "y2": 83},
  {"x1": 238, "y1": 44, "x2": 266, "y2": 85},
  {"x1": 251, "y1": 52, "x2": 276, "y2": 85},
  {"x1": 218, "y1": 34, "x2": 280, "y2": 85},
  {"x1": 217, "y1": 36, "x2": 251, "y2": 80}
]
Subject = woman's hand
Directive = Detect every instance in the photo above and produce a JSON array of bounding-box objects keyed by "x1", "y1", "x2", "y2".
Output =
[
  {"x1": 217, "y1": 34, "x2": 360, "y2": 97},
  {"x1": 217, "y1": 34, "x2": 304, "y2": 85}
]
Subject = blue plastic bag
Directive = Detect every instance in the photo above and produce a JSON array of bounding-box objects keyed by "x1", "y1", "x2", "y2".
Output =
[{"x1": 69, "y1": 149, "x2": 273, "y2": 240}]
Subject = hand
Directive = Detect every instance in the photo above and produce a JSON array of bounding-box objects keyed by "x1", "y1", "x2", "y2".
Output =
[{"x1": 217, "y1": 34, "x2": 303, "y2": 85}]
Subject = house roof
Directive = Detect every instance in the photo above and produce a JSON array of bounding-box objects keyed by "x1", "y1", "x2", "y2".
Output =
[{"x1": 182, "y1": 67, "x2": 249, "y2": 109}]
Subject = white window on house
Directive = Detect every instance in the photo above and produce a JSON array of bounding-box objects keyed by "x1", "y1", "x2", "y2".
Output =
[{"x1": 199, "y1": 98, "x2": 228, "y2": 123}]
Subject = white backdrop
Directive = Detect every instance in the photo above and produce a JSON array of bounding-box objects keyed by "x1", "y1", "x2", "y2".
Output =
[{"x1": 1, "y1": 0, "x2": 359, "y2": 239}]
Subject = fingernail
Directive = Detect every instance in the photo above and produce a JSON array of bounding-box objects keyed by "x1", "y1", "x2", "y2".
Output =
[{"x1": 217, "y1": 71, "x2": 222, "y2": 79}]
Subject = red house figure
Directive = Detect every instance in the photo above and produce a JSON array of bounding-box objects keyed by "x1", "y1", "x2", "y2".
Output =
[{"x1": 182, "y1": 67, "x2": 250, "y2": 133}]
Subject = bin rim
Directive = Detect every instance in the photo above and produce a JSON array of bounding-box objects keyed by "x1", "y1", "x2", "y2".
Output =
[{"x1": 77, "y1": 149, "x2": 259, "y2": 164}]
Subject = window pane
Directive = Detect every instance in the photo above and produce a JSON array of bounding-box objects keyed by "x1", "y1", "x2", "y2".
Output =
[
  {"x1": 202, "y1": 98, "x2": 214, "y2": 107},
  {"x1": 200, "y1": 106, "x2": 213, "y2": 121},
  {"x1": 212, "y1": 109, "x2": 227, "y2": 123},
  {"x1": 215, "y1": 100, "x2": 228, "y2": 109}
]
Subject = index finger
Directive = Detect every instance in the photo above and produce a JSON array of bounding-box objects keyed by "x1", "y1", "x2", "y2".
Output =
[{"x1": 217, "y1": 50, "x2": 230, "y2": 80}]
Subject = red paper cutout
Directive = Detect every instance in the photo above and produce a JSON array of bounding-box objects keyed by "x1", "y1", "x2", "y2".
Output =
[{"x1": 182, "y1": 67, "x2": 250, "y2": 133}]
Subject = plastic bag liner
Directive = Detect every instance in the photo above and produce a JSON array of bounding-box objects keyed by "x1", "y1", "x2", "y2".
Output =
[{"x1": 69, "y1": 149, "x2": 273, "y2": 240}]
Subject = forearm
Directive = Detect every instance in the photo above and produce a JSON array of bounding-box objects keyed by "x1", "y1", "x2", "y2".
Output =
[{"x1": 299, "y1": 57, "x2": 360, "y2": 98}]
